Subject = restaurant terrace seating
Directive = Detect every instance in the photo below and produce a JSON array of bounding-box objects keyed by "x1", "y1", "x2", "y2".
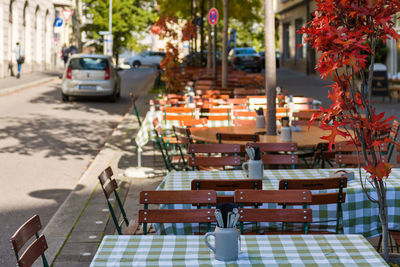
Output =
[
  {"x1": 10, "y1": 215, "x2": 49, "y2": 267},
  {"x1": 279, "y1": 177, "x2": 347, "y2": 234},
  {"x1": 234, "y1": 189, "x2": 313, "y2": 234},
  {"x1": 335, "y1": 142, "x2": 388, "y2": 167}
]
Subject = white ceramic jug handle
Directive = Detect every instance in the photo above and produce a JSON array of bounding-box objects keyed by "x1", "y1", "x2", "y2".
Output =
[
  {"x1": 242, "y1": 162, "x2": 249, "y2": 172},
  {"x1": 204, "y1": 232, "x2": 216, "y2": 253}
]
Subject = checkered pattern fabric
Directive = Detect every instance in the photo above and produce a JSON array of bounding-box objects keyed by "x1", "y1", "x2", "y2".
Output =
[
  {"x1": 156, "y1": 168, "x2": 400, "y2": 237},
  {"x1": 90, "y1": 235, "x2": 387, "y2": 266}
]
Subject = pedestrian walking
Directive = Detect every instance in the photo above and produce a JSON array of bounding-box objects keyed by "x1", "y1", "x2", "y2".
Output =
[
  {"x1": 14, "y1": 42, "x2": 24, "y2": 79},
  {"x1": 62, "y1": 44, "x2": 70, "y2": 66},
  {"x1": 69, "y1": 42, "x2": 78, "y2": 55}
]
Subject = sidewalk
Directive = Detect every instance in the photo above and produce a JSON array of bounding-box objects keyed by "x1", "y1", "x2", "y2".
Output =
[
  {"x1": 0, "y1": 71, "x2": 61, "y2": 96},
  {"x1": 41, "y1": 68, "x2": 398, "y2": 266}
]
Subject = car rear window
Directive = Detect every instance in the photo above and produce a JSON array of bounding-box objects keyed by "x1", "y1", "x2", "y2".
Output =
[
  {"x1": 236, "y1": 49, "x2": 256, "y2": 55},
  {"x1": 69, "y1": 58, "x2": 109, "y2": 70}
]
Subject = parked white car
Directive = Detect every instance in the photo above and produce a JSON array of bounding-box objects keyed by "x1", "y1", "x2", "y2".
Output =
[{"x1": 124, "y1": 51, "x2": 165, "y2": 68}]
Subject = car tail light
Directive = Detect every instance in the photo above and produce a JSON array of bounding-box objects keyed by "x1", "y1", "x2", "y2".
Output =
[
  {"x1": 66, "y1": 67, "x2": 72, "y2": 79},
  {"x1": 105, "y1": 68, "x2": 111, "y2": 80}
]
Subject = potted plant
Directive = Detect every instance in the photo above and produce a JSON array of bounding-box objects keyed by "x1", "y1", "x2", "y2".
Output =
[{"x1": 300, "y1": 0, "x2": 400, "y2": 261}]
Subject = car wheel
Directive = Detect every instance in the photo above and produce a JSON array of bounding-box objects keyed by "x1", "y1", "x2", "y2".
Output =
[
  {"x1": 133, "y1": 61, "x2": 141, "y2": 68},
  {"x1": 62, "y1": 93, "x2": 69, "y2": 102}
]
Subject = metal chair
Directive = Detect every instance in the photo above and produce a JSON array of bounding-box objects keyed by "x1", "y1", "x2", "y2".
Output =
[
  {"x1": 234, "y1": 189, "x2": 312, "y2": 234},
  {"x1": 98, "y1": 168, "x2": 138, "y2": 235},
  {"x1": 279, "y1": 177, "x2": 347, "y2": 234},
  {"x1": 10, "y1": 214, "x2": 49, "y2": 267}
]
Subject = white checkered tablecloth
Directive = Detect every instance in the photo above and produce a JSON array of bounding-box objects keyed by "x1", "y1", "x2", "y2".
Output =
[
  {"x1": 156, "y1": 168, "x2": 400, "y2": 238},
  {"x1": 90, "y1": 235, "x2": 387, "y2": 266}
]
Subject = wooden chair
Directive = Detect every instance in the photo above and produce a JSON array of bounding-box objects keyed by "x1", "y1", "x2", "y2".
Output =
[
  {"x1": 335, "y1": 142, "x2": 388, "y2": 167},
  {"x1": 99, "y1": 170, "x2": 138, "y2": 235},
  {"x1": 152, "y1": 118, "x2": 184, "y2": 171},
  {"x1": 312, "y1": 142, "x2": 336, "y2": 168},
  {"x1": 233, "y1": 110, "x2": 257, "y2": 120},
  {"x1": 187, "y1": 143, "x2": 242, "y2": 170},
  {"x1": 200, "y1": 108, "x2": 231, "y2": 126},
  {"x1": 10, "y1": 215, "x2": 49, "y2": 267},
  {"x1": 191, "y1": 179, "x2": 263, "y2": 204},
  {"x1": 233, "y1": 119, "x2": 256, "y2": 126},
  {"x1": 292, "y1": 110, "x2": 320, "y2": 126},
  {"x1": 179, "y1": 118, "x2": 208, "y2": 128},
  {"x1": 217, "y1": 133, "x2": 259, "y2": 144},
  {"x1": 172, "y1": 126, "x2": 193, "y2": 170},
  {"x1": 279, "y1": 177, "x2": 347, "y2": 233},
  {"x1": 137, "y1": 190, "x2": 217, "y2": 234},
  {"x1": 234, "y1": 189, "x2": 313, "y2": 234},
  {"x1": 246, "y1": 142, "x2": 298, "y2": 169}
]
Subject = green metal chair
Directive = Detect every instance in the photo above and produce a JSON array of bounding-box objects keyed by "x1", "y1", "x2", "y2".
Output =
[
  {"x1": 98, "y1": 168, "x2": 138, "y2": 235},
  {"x1": 130, "y1": 93, "x2": 142, "y2": 127},
  {"x1": 279, "y1": 177, "x2": 347, "y2": 234},
  {"x1": 10, "y1": 214, "x2": 49, "y2": 267}
]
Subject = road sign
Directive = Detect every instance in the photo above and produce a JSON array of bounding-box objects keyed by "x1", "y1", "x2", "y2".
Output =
[
  {"x1": 62, "y1": 10, "x2": 74, "y2": 22},
  {"x1": 54, "y1": 18, "x2": 63, "y2": 27},
  {"x1": 208, "y1": 8, "x2": 219, "y2": 25}
]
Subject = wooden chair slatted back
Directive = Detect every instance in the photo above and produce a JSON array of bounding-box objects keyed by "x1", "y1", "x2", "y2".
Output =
[
  {"x1": 217, "y1": 133, "x2": 259, "y2": 143},
  {"x1": 234, "y1": 189, "x2": 312, "y2": 204},
  {"x1": 138, "y1": 210, "x2": 216, "y2": 224},
  {"x1": 164, "y1": 115, "x2": 193, "y2": 121},
  {"x1": 140, "y1": 190, "x2": 216, "y2": 204},
  {"x1": 278, "y1": 177, "x2": 347, "y2": 205},
  {"x1": 247, "y1": 142, "x2": 297, "y2": 152},
  {"x1": 233, "y1": 111, "x2": 257, "y2": 117},
  {"x1": 163, "y1": 107, "x2": 193, "y2": 113},
  {"x1": 11, "y1": 215, "x2": 49, "y2": 267},
  {"x1": 16, "y1": 235, "x2": 48, "y2": 267},
  {"x1": 98, "y1": 166, "x2": 113, "y2": 185},
  {"x1": 238, "y1": 209, "x2": 312, "y2": 223},
  {"x1": 102, "y1": 179, "x2": 118, "y2": 199},
  {"x1": 188, "y1": 156, "x2": 241, "y2": 167},
  {"x1": 192, "y1": 179, "x2": 262, "y2": 204},
  {"x1": 11, "y1": 215, "x2": 42, "y2": 254},
  {"x1": 179, "y1": 118, "x2": 208, "y2": 127},
  {"x1": 188, "y1": 144, "x2": 242, "y2": 153},
  {"x1": 335, "y1": 154, "x2": 388, "y2": 165},
  {"x1": 233, "y1": 120, "x2": 256, "y2": 126},
  {"x1": 261, "y1": 154, "x2": 298, "y2": 165}
]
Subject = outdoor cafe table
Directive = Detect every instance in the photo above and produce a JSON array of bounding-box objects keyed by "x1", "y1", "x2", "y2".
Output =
[
  {"x1": 156, "y1": 169, "x2": 400, "y2": 238},
  {"x1": 189, "y1": 124, "x2": 347, "y2": 148},
  {"x1": 90, "y1": 234, "x2": 387, "y2": 266}
]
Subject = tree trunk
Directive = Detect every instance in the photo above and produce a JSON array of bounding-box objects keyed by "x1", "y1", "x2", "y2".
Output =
[
  {"x1": 207, "y1": 0, "x2": 212, "y2": 69},
  {"x1": 221, "y1": 0, "x2": 228, "y2": 88},
  {"x1": 265, "y1": 0, "x2": 277, "y2": 135}
]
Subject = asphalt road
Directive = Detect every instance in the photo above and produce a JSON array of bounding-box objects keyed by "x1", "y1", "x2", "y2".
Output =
[{"x1": 0, "y1": 67, "x2": 158, "y2": 266}]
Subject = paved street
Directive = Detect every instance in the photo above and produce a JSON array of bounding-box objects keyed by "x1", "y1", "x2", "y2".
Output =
[{"x1": 0, "y1": 67, "x2": 158, "y2": 266}]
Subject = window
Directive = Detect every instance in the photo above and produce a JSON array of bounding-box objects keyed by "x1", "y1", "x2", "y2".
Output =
[
  {"x1": 69, "y1": 57, "x2": 109, "y2": 70},
  {"x1": 283, "y1": 23, "x2": 290, "y2": 59},
  {"x1": 295, "y1": 18, "x2": 304, "y2": 60}
]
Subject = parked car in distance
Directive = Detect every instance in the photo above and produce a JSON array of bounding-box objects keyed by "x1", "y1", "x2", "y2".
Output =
[
  {"x1": 123, "y1": 51, "x2": 166, "y2": 68},
  {"x1": 61, "y1": 54, "x2": 121, "y2": 102},
  {"x1": 228, "y1": 47, "x2": 262, "y2": 72},
  {"x1": 259, "y1": 51, "x2": 280, "y2": 69},
  {"x1": 183, "y1": 51, "x2": 222, "y2": 67}
]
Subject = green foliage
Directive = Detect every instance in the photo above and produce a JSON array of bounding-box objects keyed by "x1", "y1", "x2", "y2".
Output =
[{"x1": 82, "y1": 0, "x2": 156, "y2": 58}]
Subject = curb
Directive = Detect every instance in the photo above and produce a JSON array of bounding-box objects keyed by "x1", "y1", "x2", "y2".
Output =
[{"x1": 0, "y1": 76, "x2": 59, "y2": 96}]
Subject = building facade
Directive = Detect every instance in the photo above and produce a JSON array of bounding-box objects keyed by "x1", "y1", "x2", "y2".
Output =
[{"x1": 276, "y1": 0, "x2": 400, "y2": 76}]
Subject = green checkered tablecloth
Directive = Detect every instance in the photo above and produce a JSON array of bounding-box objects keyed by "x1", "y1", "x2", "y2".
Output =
[
  {"x1": 90, "y1": 234, "x2": 387, "y2": 266},
  {"x1": 156, "y1": 168, "x2": 400, "y2": 237}
]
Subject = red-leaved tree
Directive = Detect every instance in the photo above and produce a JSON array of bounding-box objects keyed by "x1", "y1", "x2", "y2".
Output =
[
  {"x1": 300, "y1": 0, "x2": 400, "y2": 261},
  {"x1": 151, "y1": 16, "x2": 195, "y2": 93}
]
